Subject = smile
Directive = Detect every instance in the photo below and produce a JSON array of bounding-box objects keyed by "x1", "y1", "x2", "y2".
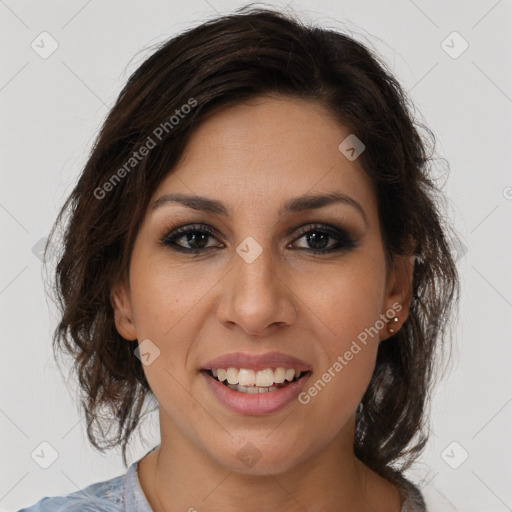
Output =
[
  {"x1": 200, "y1": 368, "x2": 312, "y2": 414},
  {"x1": 207, "y1": 367, "x2": 306, "y2": 392}
]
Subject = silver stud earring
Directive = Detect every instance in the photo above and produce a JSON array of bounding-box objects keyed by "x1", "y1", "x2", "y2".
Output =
[{"x1": 387, "y1": 316, "x2": 399, "y2": 334}]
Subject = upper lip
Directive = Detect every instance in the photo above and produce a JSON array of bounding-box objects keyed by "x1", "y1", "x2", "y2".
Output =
[{"x1": 201, "y1": 351, "x2": 313, "y2": 372}]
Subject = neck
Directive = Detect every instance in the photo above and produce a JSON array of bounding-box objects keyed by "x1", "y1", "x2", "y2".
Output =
[{"x1": 137, "y1": 411, "x2": 400, "y2": 512}]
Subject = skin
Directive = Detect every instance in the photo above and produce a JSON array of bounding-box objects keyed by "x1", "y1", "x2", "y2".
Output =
[{"x1": 111, "y1": 94, "x2": 414, "y2": 512}]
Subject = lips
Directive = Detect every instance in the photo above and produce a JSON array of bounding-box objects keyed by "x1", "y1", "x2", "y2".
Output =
[
  {"x1": 200, "y1": 351, "x2": 313, "y2": 372},
  {"x1": 201, "y1": 368, "x2": 312, "y2": 415}
]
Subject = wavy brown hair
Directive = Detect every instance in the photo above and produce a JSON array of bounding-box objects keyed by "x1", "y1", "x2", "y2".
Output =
[{"x1": 44, "y1": 5, "x2": 459, "y2": 477}]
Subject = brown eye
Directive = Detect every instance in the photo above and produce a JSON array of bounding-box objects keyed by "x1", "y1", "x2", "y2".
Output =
[
  {"x1": 289, "y1": 223, "x2": 357, "y2": 253},
  {"x1": 160, "y1": 224, "x2": 221, "y2": 252},
  {"x1": 159, "y1": 222, "x2": 357, "y2": 255}
]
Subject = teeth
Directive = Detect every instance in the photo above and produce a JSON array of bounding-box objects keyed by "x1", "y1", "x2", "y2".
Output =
[
  {"x1": 226, "y1": 367, "x2": 239, "y2": 385},
  {"x1": 212, "y1": 367, "x2": 304, "y2": 386},
  {"x1": 238, "y1": 368, "x2": 256, "y2": 386},
  {"x1": 285, "y1": 369, "x2": 295, "y2": 382},
  {"x1": 256, "y1": 368, "x2": 274, "y2": 387},
  {"x1": 274, "y1": 367, "x2": 286, "y2": 383},
  {"x1": 229, "y1": 384, "x2": 279, "y2": 393}
]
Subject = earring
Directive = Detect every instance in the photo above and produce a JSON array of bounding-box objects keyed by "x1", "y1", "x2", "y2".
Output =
[
  {"x1": 356, "y1": 402, "x2": 363, "y2": 415},
  {"x1": 387, "y1": 316, "x2": 399, "y2": 335}
]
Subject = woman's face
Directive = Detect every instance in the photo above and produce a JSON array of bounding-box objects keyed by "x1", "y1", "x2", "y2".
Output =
[{"x1": 112, "y1": 95, "x2": 412, "y2": 475}]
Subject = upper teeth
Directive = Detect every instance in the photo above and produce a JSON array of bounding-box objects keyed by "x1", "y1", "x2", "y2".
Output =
[{"x1": 212, "y1": 367, "x2": 302, "y2": 387}]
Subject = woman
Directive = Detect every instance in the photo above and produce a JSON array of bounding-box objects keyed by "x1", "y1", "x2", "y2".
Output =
[{"x1": 19, "y1": 5, "x2": 458, "y2": 511}]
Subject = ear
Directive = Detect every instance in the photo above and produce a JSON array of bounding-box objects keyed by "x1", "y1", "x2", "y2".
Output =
[
  {"x1": 378, "y1": 249, "x2": 415, "y2": 341},
  {"x1": 110, "y1": 281, "x2": 137, "y2": 341}
]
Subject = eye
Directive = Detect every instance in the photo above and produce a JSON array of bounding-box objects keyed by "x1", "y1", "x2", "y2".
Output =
[
  {"x1": 160, "y1": 224, "x2": 222, "y2": 253},
  {"x1": 159, "y1": 222, "x2": 357, "y2": 254},
  {"x1": 289, "y1": 223, "x2": 357, "y2": 253}
]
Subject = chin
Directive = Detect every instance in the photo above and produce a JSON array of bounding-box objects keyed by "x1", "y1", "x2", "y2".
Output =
[{"x1": 210, "y1": 437, "x2": 308, "y2": 476}]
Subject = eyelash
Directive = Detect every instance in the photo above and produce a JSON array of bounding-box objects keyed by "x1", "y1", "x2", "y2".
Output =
[{"x1": 159, "y1": 222, "x2": 357, "y2": 255}]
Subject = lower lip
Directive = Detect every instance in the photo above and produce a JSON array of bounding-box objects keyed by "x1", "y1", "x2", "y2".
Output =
[{"x1": 200, "y1": 370, "x2": 312, "y2": 415}]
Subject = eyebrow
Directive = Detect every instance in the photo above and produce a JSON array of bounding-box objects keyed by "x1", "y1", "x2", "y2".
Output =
[{"x1": 151, "y1": 191, "x2": 367, "y2": 224}]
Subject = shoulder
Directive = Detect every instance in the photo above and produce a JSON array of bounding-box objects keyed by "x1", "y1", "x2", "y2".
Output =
[{"x1": 16, "y1": 472, "x2": 125, "y2": 512}]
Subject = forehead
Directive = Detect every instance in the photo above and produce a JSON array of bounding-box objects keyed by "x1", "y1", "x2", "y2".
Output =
[{"x1": 152, "y1": 95, "x2": 376, "y2": 219}]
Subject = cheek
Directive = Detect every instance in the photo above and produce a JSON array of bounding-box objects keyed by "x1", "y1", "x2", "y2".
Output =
[
  {"x1": 311, "y1": 256, "x2": 386, "y2": 342},
  {"x1": 125, "y1": 256, "x2": 191, "y2": 391},
  {"x1": 299, "y1": 289, "x2": 381, "y2": 428},
  {"x1": 128, "y1": 249, "x2": 215, "y2": 339},
  {"x1": 301, "y1": 257, "x2": 385, "y2": 409},
  {"x1": 126, "y1": 250, "x2": 229, "y2": 408}
]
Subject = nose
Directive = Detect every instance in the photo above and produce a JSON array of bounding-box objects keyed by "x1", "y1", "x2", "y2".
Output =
[{"x1": 216, "y1": 243, "x2": 297, "y2": 337}]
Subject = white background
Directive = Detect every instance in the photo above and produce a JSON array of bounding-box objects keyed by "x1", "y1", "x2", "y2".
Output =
[{"x1": 1, "y1": 1, "x2": 511, "y2": 511}]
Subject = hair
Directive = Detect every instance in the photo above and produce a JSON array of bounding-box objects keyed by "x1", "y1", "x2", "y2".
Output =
[{"x1": 44, "y1": 4, "x2": 459, "y2": 480}]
